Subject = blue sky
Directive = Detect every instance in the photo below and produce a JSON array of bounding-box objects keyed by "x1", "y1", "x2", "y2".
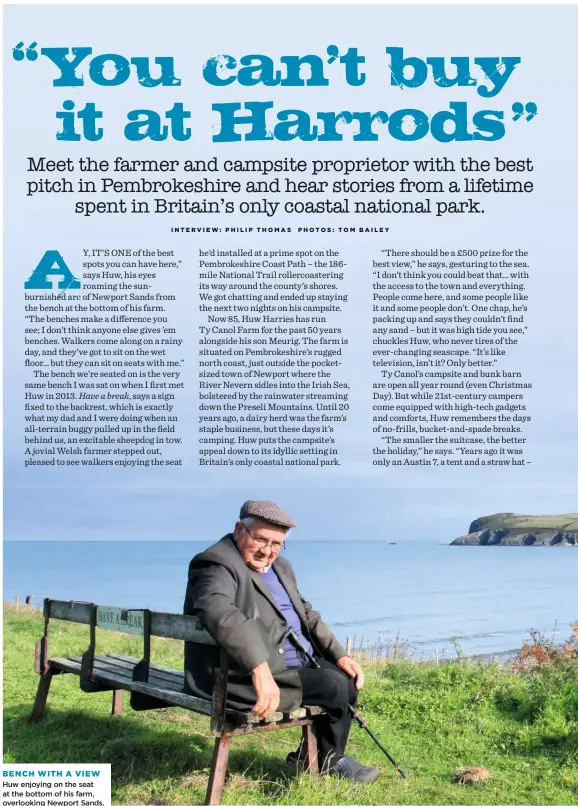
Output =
[{"x1": 5, "y1": 485, "x2": 578, "y2": 542}]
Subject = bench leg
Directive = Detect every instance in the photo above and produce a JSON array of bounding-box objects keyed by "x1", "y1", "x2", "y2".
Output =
[
  {"x1": 111, "y1": 690, "x2": 123, "y2": 716},
  {"x1": 302, "y1": 723, "x2": 319, "y2": 775},
  {"x1": 205, "y1": 736, "x2": 230, "y2": 806},
  {"x1": 29, "y1": 667, "x2": 58, "y2": 723}
]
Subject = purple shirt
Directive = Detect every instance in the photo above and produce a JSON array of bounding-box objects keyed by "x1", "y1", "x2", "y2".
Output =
[{"x1": 261, "y1": 567, "x2": 314, "y2": 667}]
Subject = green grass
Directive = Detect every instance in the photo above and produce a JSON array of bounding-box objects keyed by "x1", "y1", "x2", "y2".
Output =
[{"x1": 4, "y1": 606, "x2": 578, "y2": 805}]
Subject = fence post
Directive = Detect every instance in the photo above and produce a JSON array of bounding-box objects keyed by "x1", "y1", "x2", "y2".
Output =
[{"x1": 346, "y1": 637, "x2": 352, "y2": 656}]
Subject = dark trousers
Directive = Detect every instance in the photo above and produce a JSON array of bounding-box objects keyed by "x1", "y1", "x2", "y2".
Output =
[{"x1": 297, "y1": 658, "x2": 358, "y2": 764}]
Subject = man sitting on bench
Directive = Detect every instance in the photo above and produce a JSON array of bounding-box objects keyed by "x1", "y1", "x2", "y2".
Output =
[{"x1": 183, "y1": 499, "x2": 380, "y2": 784}]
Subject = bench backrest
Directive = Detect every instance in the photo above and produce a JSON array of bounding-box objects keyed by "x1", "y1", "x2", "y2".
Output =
[{"x1": 35, "y1": 598, "x2": 218, "y2": 646}]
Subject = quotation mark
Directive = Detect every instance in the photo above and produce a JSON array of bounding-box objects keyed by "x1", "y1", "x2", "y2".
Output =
[
  {"x1": 326, "y1": 45, "x2": 339, "y2": 64},
  {"x1": 512, "y1": 102, "x2": 537, "y2": 122},
  {"x1": 13, "y1": 42, "x2": 38, "y2": 61}
]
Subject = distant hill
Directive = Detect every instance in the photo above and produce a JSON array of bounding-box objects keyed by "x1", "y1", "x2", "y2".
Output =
[{"x1": 450, "y1": 513, "x2": 578, "y2": 546}]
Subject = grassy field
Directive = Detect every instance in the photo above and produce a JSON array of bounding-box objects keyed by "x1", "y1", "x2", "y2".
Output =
[{"x1": 3, "y1": 606, "x2": 578, "y2": 805}]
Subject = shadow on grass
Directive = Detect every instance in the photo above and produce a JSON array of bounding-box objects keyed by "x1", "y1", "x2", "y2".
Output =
[{"x1": 4, "y1": 705, "x2": 300, "y2": 792}]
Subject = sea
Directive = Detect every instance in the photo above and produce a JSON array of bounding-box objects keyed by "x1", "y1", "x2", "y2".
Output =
[{"x1": 4, "y1": 540, "x2": 576, "y2": 659}]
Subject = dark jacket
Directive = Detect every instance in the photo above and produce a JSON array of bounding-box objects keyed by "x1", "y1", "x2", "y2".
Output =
[{"x1": 183, "y1": 534, "x2": 346, "y2": 712}]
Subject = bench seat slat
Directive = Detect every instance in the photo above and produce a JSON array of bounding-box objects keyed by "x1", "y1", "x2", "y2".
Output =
[
  {"x1": 59, "y1": 653, "x2": 178, "y2": 682},
  {"x1": 87, "y1": 656, "x2": 184, "y2": 690},
  {"x1": 60, "y1": 656, "x2": 183, "y2": 694},
  {"x1": 48, "y1": 654, "x2": 323, "y2": 724},
  {"x1": 94, "y1": 657, "x2": 185, "y2": 691},
  {"x1": 51, "y1": 658, "x2": 214, "y2": 714},
  {"x1": 50, "y1": 657, "x2": 83, "y2": 675},
  {"x1": 106, "y1": 653, "x2": 183, "y2": 680},
  {"x1": 91, "y1": 656, "x2": 323, "y2": 719},
  {"x1": 100, "y1": 657, "x2": 323, "y2": 716},
  {"x1": 50, "y1": 656, "x2": 186, "y2": 697}
]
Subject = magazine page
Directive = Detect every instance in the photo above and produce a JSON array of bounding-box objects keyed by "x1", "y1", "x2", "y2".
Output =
[{"x1": 3, "y1": 4, "x2": 577, "y2": 805}]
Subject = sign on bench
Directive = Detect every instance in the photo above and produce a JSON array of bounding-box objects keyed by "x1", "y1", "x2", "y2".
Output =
[{"x1": 97, "y1": 607, "x2": 144, "y2": 636}]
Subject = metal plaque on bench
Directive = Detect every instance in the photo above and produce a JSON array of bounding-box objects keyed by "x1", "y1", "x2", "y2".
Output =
[{"x1": 97, "y1": 606, "x2": 144, "y2": 635}]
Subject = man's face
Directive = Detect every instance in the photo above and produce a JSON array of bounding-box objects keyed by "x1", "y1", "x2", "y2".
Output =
[{"x1": 234, "y1": 519, "x2": 287, "y2": 571}]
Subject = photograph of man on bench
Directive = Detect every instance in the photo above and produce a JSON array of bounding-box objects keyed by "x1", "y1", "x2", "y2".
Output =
[{"x1": 184, "y1": 500, "x2": 379, "y2": 787}]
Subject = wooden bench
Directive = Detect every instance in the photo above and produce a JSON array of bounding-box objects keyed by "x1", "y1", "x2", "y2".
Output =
[{"x1": 27, "y1": 597, "x2": 324, "y2": 805}]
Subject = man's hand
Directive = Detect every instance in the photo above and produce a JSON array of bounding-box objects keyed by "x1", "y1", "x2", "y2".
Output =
[
  {"x1": 336, "y1": 655, "x2": 365, "y2": 690},
  {"x1": 251, "y1": 661, "x2": 281, "y2": 718}
]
